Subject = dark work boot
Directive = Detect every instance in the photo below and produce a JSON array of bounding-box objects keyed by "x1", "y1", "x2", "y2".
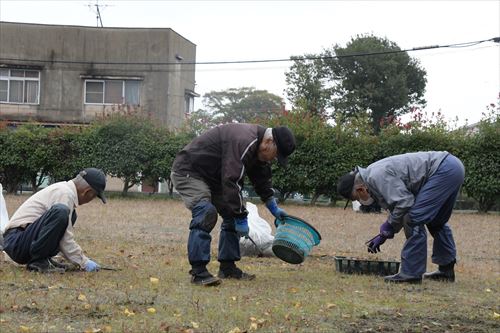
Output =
[
  {"x1": 218, "y1": 262, "x2": 256, "y2": 280},
  {"x1": 49, "y1": 257, "x2": 69, "y2": 270},
  {"x1": 423, "y1": 260, "x2": 456, "y2": 282},
  {"x1": 384, "y1": 273, "x2": 422, "y2": 284},
  {"x1": 27, "y1": 258, "x2": 65, "y2": 274},
  {"x1": 189, "y1": 268, "x2": 221, "y2": 286}
]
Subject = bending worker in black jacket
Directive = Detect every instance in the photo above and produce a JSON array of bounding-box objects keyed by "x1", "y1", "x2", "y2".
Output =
[{"x1": 171, "y1": 123, "x2": 296, "y2": 286}]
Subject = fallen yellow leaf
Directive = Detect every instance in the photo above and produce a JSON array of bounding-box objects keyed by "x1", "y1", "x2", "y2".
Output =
[
  {"x1": 147, "y1": 307, "x2": 156, "y2": 314},
  {"x1": 150, "y1": 277, "x2": 159, "y2": 285},
  {"x1": 123, "y1": 308, "x2": 135, "y2": 317},
  {"x1": 249, "y1": 322, "x2": 258, "y2": 330},
  {"x1": 84, "y1": 303, "x2": 92, "y2": 310},
  {"x1": 231, "y1": 296, "x2": 237, "y2": 301},
  {"x1": 84, "y1": 328, "x2": 102, "y2": 333},
  {"x1": 249, "y1": 317, "x2": 256, "y2": 322},
  {"x1": 19, "y1": 326, "x2": 31, "y2": 332},
  {"x1": 326, "y1": 303, "x2": 337, "y2": 309},
  {"x1": 78, "y1": 294, "x2": 87, "y2": 302},
  {"x1": 228, "y1": 328, "x2": 241, "y2": 333},
  {"x1": 493, "y1": 312, "x2": 500, "y2": 319},
  {"x1": 289, "y1": 287, "x2": 298, "y2": 293},
  {"x1": 191, "y1": 321, "x2": 199, "y2": 328},
  {"x1": 294, "y1": 302, "x2": 301, "y2": 308}
]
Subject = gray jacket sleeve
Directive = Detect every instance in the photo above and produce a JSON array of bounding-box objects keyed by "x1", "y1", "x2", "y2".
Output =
[{"x1": 367, "y1": 170, "x2": 415, "y2": 232}]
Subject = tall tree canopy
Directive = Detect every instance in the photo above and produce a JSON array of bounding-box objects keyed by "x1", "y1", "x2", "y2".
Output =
[
  {"x1": 286, "y1": 34, "x2": 427, "y2": 132},
  {"x1": 186, "y1": 87, "x2": 283, "y2": 134}
]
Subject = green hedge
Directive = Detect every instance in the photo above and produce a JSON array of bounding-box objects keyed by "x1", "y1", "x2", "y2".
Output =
[{"x1": 1, "y1": 108, "x2": 498, "y2": 212}]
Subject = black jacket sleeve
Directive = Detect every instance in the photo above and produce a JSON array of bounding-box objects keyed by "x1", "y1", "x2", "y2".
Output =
[
  {"x1": 220, "y1": 136, "x2": 258, "y2": 218},
  {"x1": 246, "y1": 162, "x2": 274, "y2": 203}
]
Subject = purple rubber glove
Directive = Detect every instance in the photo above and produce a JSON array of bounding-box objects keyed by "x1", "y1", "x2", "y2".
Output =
[
  {"x1": 367, "y1": 235, "x2": 386, "y2": 253},
  {"x1": 379, "y1": 220, "x2": 395, "y2": 239},
  {"x1": 234, "y1": 217, "x2": 249, "y2": 238}
]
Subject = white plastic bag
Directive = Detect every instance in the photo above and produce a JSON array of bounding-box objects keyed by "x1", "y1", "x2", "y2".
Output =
[
  {"x1": 0, "y1": 183, "x2": 9, "y2": 251},
  {"x1": 0, "y1": 183, "x2": 8, "y2": 233},
  {"x1": 239, "y1": 202, "x2": 275, "y2": 257},
  {"x1": 352, "y1": 200, "x2": 361, "y2": 212}
]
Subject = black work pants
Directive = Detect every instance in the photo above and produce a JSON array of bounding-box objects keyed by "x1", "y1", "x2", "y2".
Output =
[{"x1": 4, "y1": 204, "x2": 70, "y2": 264}]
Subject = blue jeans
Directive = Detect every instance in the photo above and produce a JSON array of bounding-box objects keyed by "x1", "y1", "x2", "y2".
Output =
[
  {"x1": 171, "y1": 172, "x2": 241, "y2": 274},
  {"x1": 400, "y1": 155, "x2": 464, "y2": 277}
]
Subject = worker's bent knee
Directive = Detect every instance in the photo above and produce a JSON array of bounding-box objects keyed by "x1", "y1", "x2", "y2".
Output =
[
  {"x1": 190, "y1": 201, "x2": 218, "y2": 232},
  {"x1": 49, "y1": 204, "x2": 70, "y2": 227},
  {"x1": 408, "y1": 209, "x2": 428, "y2": 227},
  {"x1": 50, "y1": 204, "x2": 70, "y2": 219}
]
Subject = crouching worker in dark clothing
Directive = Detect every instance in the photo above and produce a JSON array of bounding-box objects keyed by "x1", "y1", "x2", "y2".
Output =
[
  {"x1": 337, "y1": 152, "x2": 464, "y2": 284},
  {"x1": 3, "y1": 168, "x2": 107, "y2": 273},
  {"x1": 171, "y1": 123, "x2": 296, "y2": 286}
]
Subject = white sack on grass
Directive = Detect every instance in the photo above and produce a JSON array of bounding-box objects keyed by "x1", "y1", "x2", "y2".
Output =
[
  {"x1": 0, "y1": 183, "x2": 8, "y2": 233},
  {"x1": 239, "y1": 202, "x2": 275, "y2": 257},
  {"x1": 352, "y1": 200, "x2": 361, "y2": 212},
  {"x1": 0, "y1": 183, "x2": 9, "y2": 251}
]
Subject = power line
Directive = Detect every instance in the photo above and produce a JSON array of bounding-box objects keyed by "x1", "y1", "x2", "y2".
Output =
[{"x1": 0, "y1": 37, "x2": 498, "y2": 66}]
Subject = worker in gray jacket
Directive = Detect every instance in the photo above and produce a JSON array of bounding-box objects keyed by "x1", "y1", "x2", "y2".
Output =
[
  {"x1": 337, "y1": 152, "x2": 464, "y2": 283},
  {"x1": 171, "y1": 123, "x2": 296, "y2": 286}
]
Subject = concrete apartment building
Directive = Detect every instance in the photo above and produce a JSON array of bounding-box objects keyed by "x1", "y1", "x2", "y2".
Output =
[
  {"x1": 0, "y1": 21, "x2": 198, "y2": 193},
  {"x1": 0, "y1": 21, "x2": 198, "y2": 129}
]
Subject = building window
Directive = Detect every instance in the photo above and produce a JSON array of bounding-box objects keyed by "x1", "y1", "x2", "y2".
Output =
[
  {"x1": 0, "y1": 68, "x2": 40, "y2": 104},
  {"x1": 185, "y1": 94, "x2": 194, "y2": 114},
  {"x1": 84, "y1": 79, "x2": 140, "y2": 105},
  {"x1": 184, "y1": 89, "x2": 199, "y2": 114}
]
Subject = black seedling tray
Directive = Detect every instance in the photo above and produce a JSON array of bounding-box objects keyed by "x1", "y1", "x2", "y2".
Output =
[{"x1": 334, "y1": 256, "x2": 400, "y2": 276}]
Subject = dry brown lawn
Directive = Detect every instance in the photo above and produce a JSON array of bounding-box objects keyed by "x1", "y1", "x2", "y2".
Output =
[{"x1": 0, "y1": 194, "x2": 499, "y2": 333}]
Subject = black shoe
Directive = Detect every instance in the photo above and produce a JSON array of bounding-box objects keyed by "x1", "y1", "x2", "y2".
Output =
[
  {"x1": 218, "y1": 265, "x2": 256, "y2": 280},
  {"x1": 423, "y1": 260, "x2": 456, "y2": 282},
  {"x1": 27, "y1": 259, "x2": 66, "y2": 274},
  {"x1": 384, "y1": 273, "x2": 422, "y2": 284},
  {"x1": 190, "y1": 271, "x2": 221, "y2": 286},
  {"x1": 48, "y1": 258, "x2": 69, "y2": 270}
]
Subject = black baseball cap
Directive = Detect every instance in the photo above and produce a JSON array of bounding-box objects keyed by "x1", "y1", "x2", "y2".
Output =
[
  {"x1": 272, "y1": 126, "x2": 296, "y2": 167},
  {"x1": 80, "y1": 168, "x2": 107, "y2": 203},
  {"x1": 337, "y1": 170, "x2": 356, "y2": 209}
]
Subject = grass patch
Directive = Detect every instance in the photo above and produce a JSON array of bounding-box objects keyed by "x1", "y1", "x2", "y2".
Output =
[{"x1": 1, "y1": 195, "x2": 499, "y2": 332}]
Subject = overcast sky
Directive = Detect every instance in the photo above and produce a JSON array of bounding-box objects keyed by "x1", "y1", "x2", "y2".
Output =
[{"x1": 1, "y1": 0, "x2": 499, "y2": 126}]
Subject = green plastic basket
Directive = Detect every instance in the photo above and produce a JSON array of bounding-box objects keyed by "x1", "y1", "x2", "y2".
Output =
[{"x1": 272, "y1": 215, "x2": 321, "y2": 264}]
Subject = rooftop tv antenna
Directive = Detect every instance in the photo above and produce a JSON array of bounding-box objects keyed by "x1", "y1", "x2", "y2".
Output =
[{"x1": 87, "y1": 0, "x2": 109, "y2": 27}]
